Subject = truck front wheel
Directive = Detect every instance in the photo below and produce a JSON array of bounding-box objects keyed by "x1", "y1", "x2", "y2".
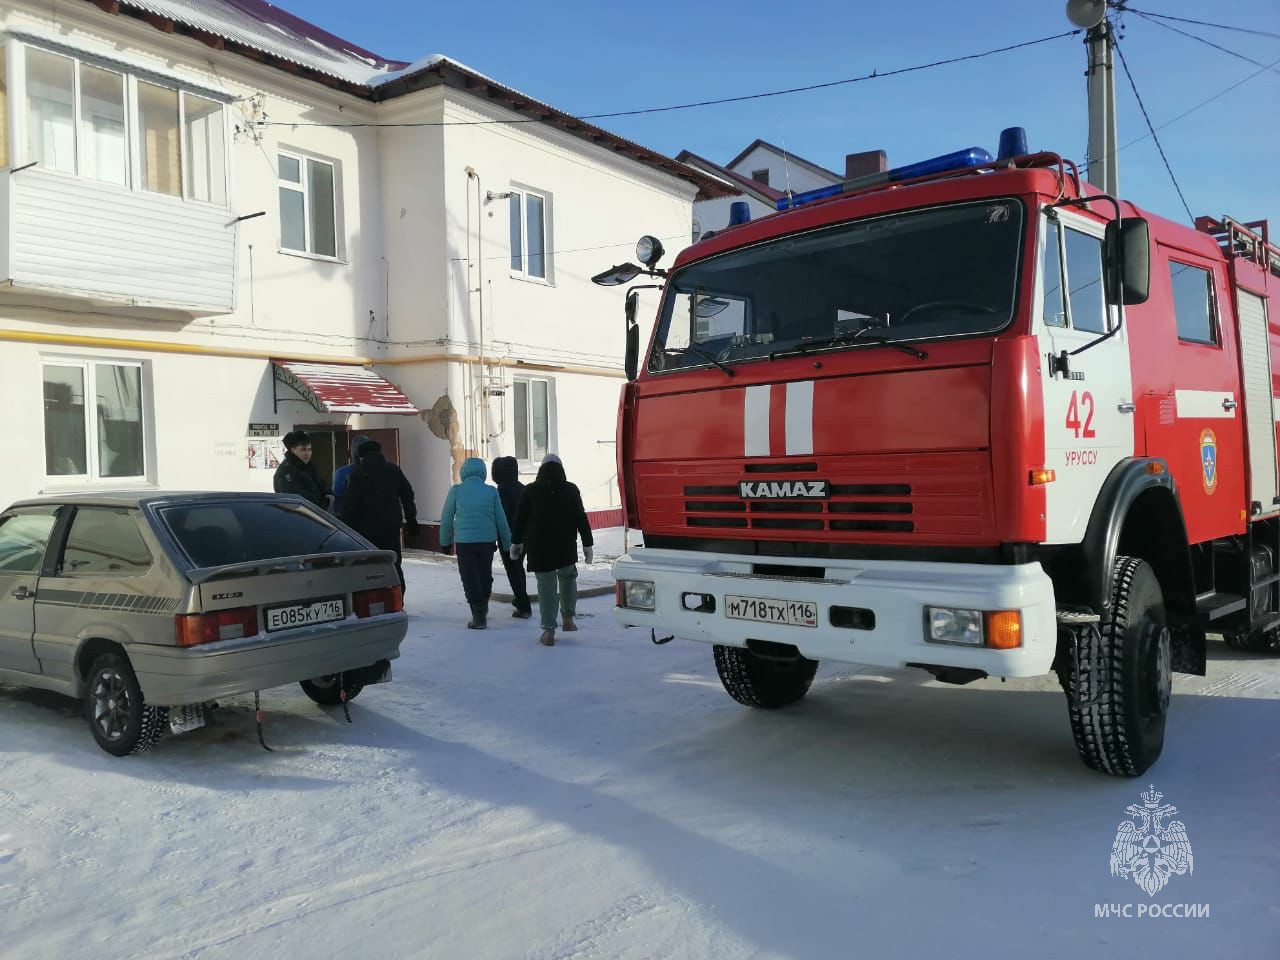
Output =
[
  {"x1": 1062, "y1": 556, "x2": 1171, "y2": 776},
  {"x1": 713, "y1": 644, "x2": 818, "y2": 709}
]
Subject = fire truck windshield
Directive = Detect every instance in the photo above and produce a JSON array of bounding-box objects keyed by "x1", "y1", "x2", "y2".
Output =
[{"x1": 649, "y1": 199, "x2": 1025, "y2": 373}]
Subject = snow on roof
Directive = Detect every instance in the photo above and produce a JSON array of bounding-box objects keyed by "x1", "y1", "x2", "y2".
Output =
[{"x1": 117, "y1": 0, "x2": 409, "y2": 84}]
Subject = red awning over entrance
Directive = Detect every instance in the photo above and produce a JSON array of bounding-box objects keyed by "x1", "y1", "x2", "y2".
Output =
[{"x1": 273, "y1": 361, "x2": 419, "y2": 415}]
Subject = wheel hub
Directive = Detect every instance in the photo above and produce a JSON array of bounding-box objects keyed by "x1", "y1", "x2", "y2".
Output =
[
  {"x1": 1148, "y1": 623, "x2": 1172, "y2": 716},
  {"x1": 92, "y1": 670, "x2": 131, "y2": 741}
]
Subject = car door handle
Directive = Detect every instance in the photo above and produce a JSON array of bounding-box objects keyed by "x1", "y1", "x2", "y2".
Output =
[
  {"x1": 11, "y1": 586, "x2": 34, "y2": 600},
  {"x1": 1117, "y1": 402, "x2": 1136, "y2": 414},
  {"x1": 1223, "y1": 398, "x2": 1238, "y2": 412}
]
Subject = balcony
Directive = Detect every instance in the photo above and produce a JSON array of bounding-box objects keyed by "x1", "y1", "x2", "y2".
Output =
[{"x1": 0, "y1": 167, "x2": 237, "y2": 317}]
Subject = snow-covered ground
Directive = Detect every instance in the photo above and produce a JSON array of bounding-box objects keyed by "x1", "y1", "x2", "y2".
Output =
[{"x1": 2, "y1": 540, "x2": 1278, "y2": 960}]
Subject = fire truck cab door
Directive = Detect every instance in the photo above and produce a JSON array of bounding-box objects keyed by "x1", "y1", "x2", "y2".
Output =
[{"x1": 1035, "y1": 209, "x2": 1135, "y2": 544}]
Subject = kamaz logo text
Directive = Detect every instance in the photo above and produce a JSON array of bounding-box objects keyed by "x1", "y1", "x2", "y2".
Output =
[{"x1": 738, "y1": 480, "x2": 830, "y2": 499}]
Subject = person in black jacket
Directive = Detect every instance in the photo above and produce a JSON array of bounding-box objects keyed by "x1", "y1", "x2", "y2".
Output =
[
  {"x1": 273, "y1": 430, "x2": 333, "y2": 511},
  {"x1": 491, "y1": 456, "x2": 532, "y2": 619},
  {"x1": 339, "y1": 440, "x2": 419, "y2": 592},
  {"x1": 511, "y1": 455, "x2": 594, "y2": 646}
]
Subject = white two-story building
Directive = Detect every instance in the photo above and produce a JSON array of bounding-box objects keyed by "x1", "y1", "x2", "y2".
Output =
[{"x1": 0, "y1": 0, "x2": 728, "y2": 544}]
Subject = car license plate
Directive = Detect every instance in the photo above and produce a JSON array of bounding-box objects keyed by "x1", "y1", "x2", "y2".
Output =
[
  {"x1": 266, "y1": 598, "x2": 344, "y2": 632},
  {"x1": 724, "y1": 595, "x2": 818, "y2": 628}
]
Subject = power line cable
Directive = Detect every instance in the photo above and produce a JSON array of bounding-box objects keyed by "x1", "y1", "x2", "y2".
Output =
[
  {"x1": 1119, "y1": 6, "x2": 1280, "y2": 43},
  {"x1": 1130, "y1": 9, "x2": 1280, "y2": 75},
  {"x1": 1100, "y1": 54, "x2": 1280, "y2": 161},
  {"x1": 1112, "y1": 34, "x2": 1195, "y2": 222},
  {"x1": 258, "y1": 30, "x2": 1080, "y2": 129}
]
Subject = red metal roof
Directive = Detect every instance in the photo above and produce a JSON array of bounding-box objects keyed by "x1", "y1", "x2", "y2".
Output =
[{"x1": 273, "y1": 362, "x2": 419, "y2": 415}]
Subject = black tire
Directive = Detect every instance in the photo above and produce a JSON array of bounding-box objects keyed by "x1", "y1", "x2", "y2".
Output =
[
  {"x1": 85, "y1": 653, "x2": 168, "y2": 757},
  {"x1": 1224, "y1": 629, "x2": 1280, "y2": 654},
  {"x1": 1062, "y1": 556, "x2": 1171, "y2": 776},
  {"x1": 713, "y1": 644, "x2": 818, "y2": 709},
  {"x1": 299, "y1": 675, "x2": 365, "y2": 705}
]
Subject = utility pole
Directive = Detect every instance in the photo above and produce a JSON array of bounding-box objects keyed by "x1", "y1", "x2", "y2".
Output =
[{"x1": 1068, "y1": 0, "x2": 1119, "y2": 195}]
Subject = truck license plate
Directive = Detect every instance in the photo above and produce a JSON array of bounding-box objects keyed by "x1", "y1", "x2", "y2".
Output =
[
  {"x1": 266, "y1": 598, "x2": 344, "y2": 632},
  {"x1": 725, "y1": 596, "x2": 818, "y2": 628}
]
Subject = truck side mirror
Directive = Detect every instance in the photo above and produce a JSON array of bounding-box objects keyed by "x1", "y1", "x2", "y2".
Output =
[
  {"x1": 624, "y1": 290, "x2": 640, "y2": 382},
  {"x1": 1103, "y1": 217, "x2": 1151, "y2": 306}
]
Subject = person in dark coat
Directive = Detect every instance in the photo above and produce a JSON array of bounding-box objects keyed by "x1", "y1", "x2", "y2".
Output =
[
  {"x1": 511, "y1": 454, "x2": 594, "y2": 646},
  {"x1": 339, "y1": 440, "x2": 419, "y2": 592},
  {"x1": 491, "y1": 456, "x2": 532, "y2": 619},
  {"x1": 332, "y1": 434, "x2": 371, "y2": 516},
  {"x1": 273, "y1": 430, "x2": 333, "y2": 511}
]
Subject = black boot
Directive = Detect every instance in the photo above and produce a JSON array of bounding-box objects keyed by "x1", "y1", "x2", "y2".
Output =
[
  {"x1": 478, "y1": 600, "x2": 489, "y2": 629},
  {"x1": 467, "y1": 603, "x2": 486, "y2": 630}
]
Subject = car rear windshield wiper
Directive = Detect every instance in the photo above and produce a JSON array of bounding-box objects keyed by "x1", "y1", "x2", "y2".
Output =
[
  {"x1": 775, "y1": 333, "x2": 928, "y2": 361},
  {"x1": 663, "y1": 345, "x2": 736, "y2": 377}
]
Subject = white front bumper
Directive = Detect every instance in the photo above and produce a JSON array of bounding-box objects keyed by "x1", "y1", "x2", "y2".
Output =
[{"x1": 613, "y1": 548, "x2": 1058, "y2": 678}]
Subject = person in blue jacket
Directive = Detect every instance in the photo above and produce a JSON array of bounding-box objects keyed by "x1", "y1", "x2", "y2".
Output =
[
  {"x1": 332, "y1": 434, "x2": 370, "y2": 515},
  {"x1": 439, "y1": 457, "x2": 512, "y2": 629}
]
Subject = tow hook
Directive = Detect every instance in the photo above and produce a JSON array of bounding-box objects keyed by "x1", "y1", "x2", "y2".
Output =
[{"x1": 651, "y1": 628, "x2": 675, "y2": 646}]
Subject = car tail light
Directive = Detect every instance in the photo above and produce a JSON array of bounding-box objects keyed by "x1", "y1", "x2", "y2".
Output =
[
  {"x1": 354, "y1": 586, "x2": 403, "y2": 618},
  {"x1": 175, "y1": 607, "x2": 260, "y2": 647}
]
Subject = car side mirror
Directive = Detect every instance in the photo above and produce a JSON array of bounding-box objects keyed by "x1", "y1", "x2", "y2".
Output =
[
  {"x1": 624, "y1": 290, "x2": 640, "y2": 382},
  {"x1": 1103, "y1": 217, "x2": 1150, "y2": 306}
]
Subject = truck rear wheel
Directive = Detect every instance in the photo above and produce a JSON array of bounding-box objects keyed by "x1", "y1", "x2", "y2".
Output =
[
  {"x1": 713, "y1": 644, "x2": 818, "y2": 709},
  {"x1": 1062, "y1": 556, "x2": 1171, "y2": 776}
]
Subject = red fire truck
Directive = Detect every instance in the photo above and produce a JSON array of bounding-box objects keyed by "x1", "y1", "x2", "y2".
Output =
[{"x1": 596, "y1": 131, "x2": 1278, "y2": 777}]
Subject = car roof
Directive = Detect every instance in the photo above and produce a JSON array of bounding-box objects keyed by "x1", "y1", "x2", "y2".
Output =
[{"x1": 5, "y1": 491, "x2": 310, "y2": 511}]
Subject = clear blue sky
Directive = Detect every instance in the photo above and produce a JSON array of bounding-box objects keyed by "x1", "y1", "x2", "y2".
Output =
[{"x1": 297, "y1": 0, "x2": 1278, "y2": 225}]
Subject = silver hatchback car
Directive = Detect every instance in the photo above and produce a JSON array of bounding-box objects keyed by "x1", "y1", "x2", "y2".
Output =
[{"x1": 0, "y1": 492, "x2": 408, "y2": 755}]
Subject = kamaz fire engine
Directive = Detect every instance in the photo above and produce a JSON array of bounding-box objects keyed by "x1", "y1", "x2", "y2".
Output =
[{"x1": 595, "y1": 128, "x2": 1278, "y2": 777}]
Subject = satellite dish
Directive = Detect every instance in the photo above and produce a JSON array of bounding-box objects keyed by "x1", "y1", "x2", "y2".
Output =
[{"x1": 1066, "y1": 0, "x2": 1107, "y2": 29}]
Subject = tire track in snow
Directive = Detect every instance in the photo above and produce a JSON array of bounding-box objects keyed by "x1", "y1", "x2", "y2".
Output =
[
  {"x1": 530, "y1": 892, "x2": 666, "y2": 960},
  {"x1": 146, "y1": 825, "x2": 574, "y2": 959}
]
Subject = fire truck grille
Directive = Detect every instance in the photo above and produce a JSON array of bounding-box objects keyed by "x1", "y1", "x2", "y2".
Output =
[{"x1": 644, "y1": 451, "x2": 994, "y2": 545}]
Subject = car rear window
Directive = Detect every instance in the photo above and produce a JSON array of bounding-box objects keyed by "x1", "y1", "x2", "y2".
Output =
[{"x1": 159, "y1": 501, "x2": 366, "y2": 568}]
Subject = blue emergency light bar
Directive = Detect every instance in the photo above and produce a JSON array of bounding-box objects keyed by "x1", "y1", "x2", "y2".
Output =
[{"x1": 775, "y1": 145, "x2": 997, "y2": 212}]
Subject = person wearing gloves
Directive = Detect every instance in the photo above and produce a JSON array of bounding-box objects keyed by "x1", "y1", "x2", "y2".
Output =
[
  {"x1": 339, "y1": 440, "x2": 419, "y2": 593},
  {"x1": 511, "y1": 454, "x2": 594, "y2": 647},
  {"x1": 332, "y1": 434, "x2": 371, "y2": 516},
  {"x1": 491, "y1": 455, "x2": 533, "y2": 619},
  {"x1": 439, "y1": 457, "x2": 512, "y2": 630}
]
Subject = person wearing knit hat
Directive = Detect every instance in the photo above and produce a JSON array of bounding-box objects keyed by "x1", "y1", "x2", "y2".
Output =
[{"x1": 332, "y1": 434, "x2": 371, "y2": 515}]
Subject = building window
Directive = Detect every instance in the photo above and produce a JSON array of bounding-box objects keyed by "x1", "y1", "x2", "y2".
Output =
[
  {"x1": 19, "y1": 43, "x2": 227, "y2": 203},
  {"x1": 184, "y1": 93, "x2": 227, "y2": 205},
  {"x1": 42, "y1": 360, "x2": 146, "y2": 481},
  {"x1": 79, "y1": 64, "x2": 128, "y2": 186},
  {"x1": 26, "y1": 48, "x2": 76, "y2": 174},
  {"x1": 751, "y1": 168, "x2": 770, "y2": 185},
  {"x1": 137, "y1": 81, "x2": 180, "y2": 196},
  {"x1": 1169, "y1": 262, "x2": 1218, "y2": 345},
  {"x1": 512, "y1": 378, "x2": 550, "y2": 463},
  {"x1": 509, "y1": 188, "x2": 549, "y2": 280},
  {"x1": 279, "y1": 151, "x2": 338, "y2": 258}
]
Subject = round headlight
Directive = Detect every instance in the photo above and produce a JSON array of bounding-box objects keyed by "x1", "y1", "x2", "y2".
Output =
[{"x1": 636, "y1": 235, "x2": 665, "y2": 267}]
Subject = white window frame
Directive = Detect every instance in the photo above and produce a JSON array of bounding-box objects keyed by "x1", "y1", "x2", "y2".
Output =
[
  {"x1": 508, "y1": 186, "x2": 552, "y2": 283},
  {"x1": 41, "y1": 358, "x2": 149, "y2": 486},
  {"x1": 12, "y1": 40, "x2": 230, "y2": 207},
  {"x1": 278, "y1": 149, "x2": 341, "y2": 260},
  {"x1": 511, "y1": 376, "x2": 553, "y2": 466}
]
